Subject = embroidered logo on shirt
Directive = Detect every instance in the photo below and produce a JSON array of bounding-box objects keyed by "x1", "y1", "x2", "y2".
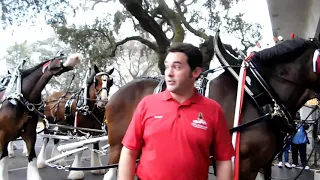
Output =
[
  {"x1": 154, "y1": 115, "x2": 163, "y2": 119},
  {"x1": 191, "y1": 112, "x2": 208, "y2": 130}
]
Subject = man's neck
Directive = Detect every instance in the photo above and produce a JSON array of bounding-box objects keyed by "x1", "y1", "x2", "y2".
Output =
[{"x1": 170, "y1": 88, "x2": 195, "y2": 104}]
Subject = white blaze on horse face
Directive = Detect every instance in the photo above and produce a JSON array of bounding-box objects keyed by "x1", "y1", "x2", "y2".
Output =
[
  {"x1": 0, "y1": 156, "x2": 9, "y2": 180},
  {"x1": 97, "y1": 75, "x2": 109, "y2": 108}
]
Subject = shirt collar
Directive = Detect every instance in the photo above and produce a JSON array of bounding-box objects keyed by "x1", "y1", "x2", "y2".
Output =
[{"x1": 161, "y1": 88, "x2": 202, "y2": 105}]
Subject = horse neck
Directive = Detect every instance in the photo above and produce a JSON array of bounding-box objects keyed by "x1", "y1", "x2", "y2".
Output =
[
  {"x1": 87, "y1": 83, "x2": 97, "y2": 108},
  {"x1": 27, "y1": 69, "x2": 55, "y2": 103},
  {"x1": 263, "y1": 63, "x2": 313, "y2": 114},
  {"x1": 21, "y1": 67, "x2": 44, "y2": 103}
]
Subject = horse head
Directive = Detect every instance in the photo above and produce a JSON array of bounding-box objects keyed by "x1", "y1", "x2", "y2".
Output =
[
  {"x1": 88, "y1": 64, "x2": 114, "y2": 109},
  {"x1": 23, "y1": 53, "x2": 82, "y2": 103},
  {"x1": 248, "y1": 36, "x2": 320, "y2": 115}
]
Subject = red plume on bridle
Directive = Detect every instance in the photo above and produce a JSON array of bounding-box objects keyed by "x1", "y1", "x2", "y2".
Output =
[{"x1": 290, "y1": 33, "x2": 295, "y2": 39}]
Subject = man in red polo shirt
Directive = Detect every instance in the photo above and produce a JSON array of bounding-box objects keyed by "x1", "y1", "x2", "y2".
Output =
[{"x1": 118, "y1": 43, "x2": 234, "y2": 180}]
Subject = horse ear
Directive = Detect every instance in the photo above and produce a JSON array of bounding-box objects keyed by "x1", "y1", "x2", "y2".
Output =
[
  {"x1": 109, "y1": 78, "x2": 114, "y2": 87},
  {"x1": 7, "y1": 70, "x2": 10, "y2": 74},
  {"x1": 108, "y1": 68, "x2": 114, "y2": 75},
  {"x1": 94, "y1": 64, "x2": 100, "y2": 73}
]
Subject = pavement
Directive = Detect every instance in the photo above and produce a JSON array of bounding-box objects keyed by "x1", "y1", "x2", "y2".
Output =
[{"x1": 5, "y1": 123, "x2": 317, "y2": 180}]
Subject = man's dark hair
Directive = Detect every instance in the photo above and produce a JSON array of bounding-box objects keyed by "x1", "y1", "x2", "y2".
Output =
[{"x1": 167, "y1": 43, "x2": 203, "y2": 71}]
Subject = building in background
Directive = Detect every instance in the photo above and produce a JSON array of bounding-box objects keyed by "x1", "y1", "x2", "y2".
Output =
[{"x1": 266, "y1": 0, "x2": 320, "y2": 40}]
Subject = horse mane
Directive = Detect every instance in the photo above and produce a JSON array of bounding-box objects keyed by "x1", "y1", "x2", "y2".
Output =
[
  {"x1": 87, "y1": 72, "x2": 97, "y2": 85},
  {"x1": 252, "y1": 38, "x2": 313, "y2": 66},
  {"x1": 20, "y1": 60, "x2": 50, "y2": 78}
]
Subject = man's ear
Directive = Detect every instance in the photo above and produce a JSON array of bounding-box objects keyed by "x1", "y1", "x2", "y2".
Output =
[{"x1": 192, "y1": 67, "x2": 202, "y2": 79}]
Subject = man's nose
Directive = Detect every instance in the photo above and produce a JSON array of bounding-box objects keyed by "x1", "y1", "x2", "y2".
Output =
[{"x1": 166, "y1": 67, "x2": 174, "y2": 77}]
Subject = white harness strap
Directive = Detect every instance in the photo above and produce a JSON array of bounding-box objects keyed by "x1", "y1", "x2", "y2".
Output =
[{"x1": 153, "y1": 78, "x2": 165, "y2": 94}]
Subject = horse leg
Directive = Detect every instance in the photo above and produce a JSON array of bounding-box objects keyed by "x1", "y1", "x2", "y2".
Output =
[
  {"x1": 262, "y1": 161, "x2": 272, "y2": 180},
  {"x1": 7, "y1": 141, "x2": 14, "y2": 158},
  {"x1": 37, "y1": 137, "x2": 49, "y2": 168},
  {"x1": 91, "y1": 142, "x2": 105, "y2": 175},
  {"x1": 67, "y1": 148, "x2": 84, "y2": 180},
  {"x1": 50, "y1": 138, "x2": 67, "y2": 166},
  {"x1": 22, "y1": 140, "x2": 29, "y2": 156},
  {"x1": 0, "y1": 144, "x2": 9, "y2": 180},
  {"x1": 103, "y1": 145, "x2": 122, "y2": 180},
  {"x1": 50, "y1": 127, "x2": 67, "y2": 166},
  {"x1": 21, "y1": 126, "x2": 42, "y2": 180}
]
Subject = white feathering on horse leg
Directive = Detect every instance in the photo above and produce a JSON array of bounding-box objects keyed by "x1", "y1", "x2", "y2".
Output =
[
  {"x1": 0, "y1": 156, "x2": 9, "y2": 180},
  {"x1": 103, "y1": 167, "x2": 117, "y2": 180},
  {"x1": 37, "y1": 138, "x2": 49, "y2": 168},
  {"x1": 51, "y1": 142, "x2": 67, "y2": 166},
  {"x1": 7, "y1": 142, "x2": 14, "y2": 158},
  {"x1": 63, "y1": 53, "x2": 82, "y2": 67},
  {"x1": 67, "y1": 150, "x2": 84, "y2": 180},
  {"x1": 90, "y1": 146, "x2": 105, "y2": 174},
  {"x1": 22, "y1": 141, "x2": 28, "y2": 156},
  {"x1": 27, "y1": 158, "x2": 42, "y2": 180}
]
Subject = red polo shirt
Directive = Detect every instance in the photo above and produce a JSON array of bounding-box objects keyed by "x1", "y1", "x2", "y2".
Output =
[{"x1": 122, "y1": 89, "x2": 234, "y2": 180}]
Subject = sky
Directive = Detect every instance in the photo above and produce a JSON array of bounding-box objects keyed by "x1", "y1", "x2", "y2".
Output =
[{"x1": 0, "y1": 0, "x2": 275, "y2": 76}]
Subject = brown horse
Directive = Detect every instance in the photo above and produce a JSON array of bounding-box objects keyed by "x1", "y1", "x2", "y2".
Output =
[
  {"x1": 0, "y1": 53, "x2": 81, "y2": 180},
  {"x1": 102, "y1": 33, "x2": 320, "y2": 180},
  {"x1": 38, "y1": 65, "x2": 114, "y2": 179}
]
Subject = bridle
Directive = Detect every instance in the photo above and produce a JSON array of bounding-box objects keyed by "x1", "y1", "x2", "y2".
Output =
[{"x1": 93, "y1": 72, "x2": 112, "y2": 108}]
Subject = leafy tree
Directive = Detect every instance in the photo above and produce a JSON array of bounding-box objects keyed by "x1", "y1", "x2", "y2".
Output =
[
  {"x1": 0, "y1": 0, "x2": 263, "y2": 75},
  {"x1": 112, "y1": 41, "x2": 160, "y2": 87}
]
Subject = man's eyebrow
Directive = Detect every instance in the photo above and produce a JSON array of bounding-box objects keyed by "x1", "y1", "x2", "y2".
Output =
[{"x1": 164, "y1": 61, "x2": 182, "y2": 64}]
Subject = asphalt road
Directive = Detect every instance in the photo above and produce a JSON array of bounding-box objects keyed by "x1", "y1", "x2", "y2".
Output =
[{"x1": 6, "y1": 135, "x2": 315, "y2": 180}]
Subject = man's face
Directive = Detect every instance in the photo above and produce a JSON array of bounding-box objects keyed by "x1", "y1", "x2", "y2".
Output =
[{"x1": 164, "y1": 52, "x2": 201, "y2": 93}]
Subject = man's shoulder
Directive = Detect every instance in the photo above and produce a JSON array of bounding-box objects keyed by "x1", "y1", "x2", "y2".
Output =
[
  {"x1": 199, "y1": 96, "x2": 222, "y2": 109},
  {"x1": 140, "y1": 92, "x2": 163, "y2": 104}
]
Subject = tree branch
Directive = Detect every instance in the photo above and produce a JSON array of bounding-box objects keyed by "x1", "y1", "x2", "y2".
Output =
[
  {"x1": 157, "y1": 0, "x2": 185, "y2": 43},
  {"x1": 91, "y1": 0, "x2": 113, "y2": 10},
  {"x1": 173, "y1": 0, "x2": 209, "y2": 40},
  {"x1": 90, "y1": 28, "x2": 112, "y2": 42},
  {"x1": 110, "y1": 36, "x2": 158, "y2": 57},
  {"x1": 119, "y1": 0, "x2": 170, "y2": 48}
]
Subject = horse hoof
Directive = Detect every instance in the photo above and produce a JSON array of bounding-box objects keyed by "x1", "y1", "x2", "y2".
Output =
[
  {"x1": 91, "y1": 169, "x2": 106, "y2": 175},
  {"x1": 13, "y1": 144, "x2": 17, "y2": 150},
  {"x1": 58, "y1": 159, "x2": 67, "y2": 166},
  {"x1": 37, "y1": 161, "x2": 46, "y2": 169},
  {"x1": 67, "y1": 171, "x2": 84, "y2": 180},
  {"x1": 8, "y1": 153, "x2": 15, "y2": 158}
]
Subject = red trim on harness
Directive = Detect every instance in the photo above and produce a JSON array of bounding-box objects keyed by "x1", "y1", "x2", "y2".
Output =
[
  {"x1": 42, "y1": 61, "x2": 51, "y2": 73},
  {"x1": 245, "y1": 52, "x2": 255, "y2": 61},
  {"x1": 233, "y1": 66, "x2": 247, "y2": 180}
]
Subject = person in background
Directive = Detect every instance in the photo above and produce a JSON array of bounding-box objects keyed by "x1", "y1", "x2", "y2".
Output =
[
  {"x1": 278, "y1": 141, "x2": 292, "y2": 168},
  {"x1": 291, "y1": 112, "x2": 310, "y2": 170}
]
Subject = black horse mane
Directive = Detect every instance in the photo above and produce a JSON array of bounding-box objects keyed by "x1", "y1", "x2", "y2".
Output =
[
  {"x1": 20, "y1": 60, "x2": 51, "y2": 78},
  {"x1": 252, "y1": 38, "x2": 314, "y2": 66},
  {"x1": 87, "y1": 72, "x2": 98, "y2": 85}
]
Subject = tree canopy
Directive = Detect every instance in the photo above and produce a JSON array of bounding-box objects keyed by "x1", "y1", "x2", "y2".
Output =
[{"x1": 1, "y1": 0, "x2": 263, "y2": 75}]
